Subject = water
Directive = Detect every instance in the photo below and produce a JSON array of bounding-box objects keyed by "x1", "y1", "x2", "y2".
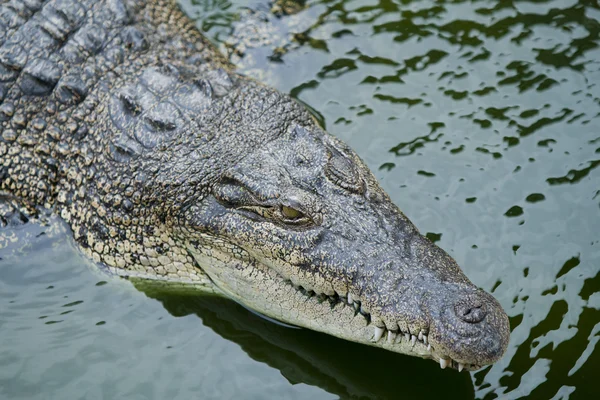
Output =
[{"x1": 1, "y1": 0, "x2": 599, "y2": 398}]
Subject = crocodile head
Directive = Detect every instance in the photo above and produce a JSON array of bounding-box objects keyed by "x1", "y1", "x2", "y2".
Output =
[
  {"x1": 102, "y1": 65, "x2": 508, "y2": 370},
  {"x1": 174, "y1": 77, "x2": 510, "y2": 371}
]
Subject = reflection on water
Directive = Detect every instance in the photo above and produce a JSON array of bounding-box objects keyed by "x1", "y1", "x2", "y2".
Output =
[
  {"x1": 143, "y1": 287, "x2": 475, "y2": 399},
  {"x1": 1, "y1": 0, "x2": 599, "y2": 399}
]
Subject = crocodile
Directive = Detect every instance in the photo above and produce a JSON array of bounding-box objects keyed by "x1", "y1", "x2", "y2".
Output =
[{"x1": 0, "y1": 0, "x2": 509, "y2": 371}]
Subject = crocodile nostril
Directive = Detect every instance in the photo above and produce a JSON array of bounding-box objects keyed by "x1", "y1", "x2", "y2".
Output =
[{"x1": 454, "y1": 300, "x2": 486, "y2": 323}]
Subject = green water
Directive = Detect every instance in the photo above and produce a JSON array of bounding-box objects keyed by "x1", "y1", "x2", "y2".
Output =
[{"x1": 1, "y1": 0, "x2": 599, "y2": 398}]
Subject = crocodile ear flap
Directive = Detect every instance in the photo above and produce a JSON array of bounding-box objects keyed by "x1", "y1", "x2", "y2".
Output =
[
  {"x1": 212, "y1": 175, "x2": 259, "y2": 208},
  {"x1": 212, "y1": 169, "x2": 280, "y2": 209}
]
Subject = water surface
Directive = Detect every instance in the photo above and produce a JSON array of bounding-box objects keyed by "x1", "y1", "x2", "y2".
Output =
[{"x1": 1, "y1": 0, "x2": 599, "y2": 399}]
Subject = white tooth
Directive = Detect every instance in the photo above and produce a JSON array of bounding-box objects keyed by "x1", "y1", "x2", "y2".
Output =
[
  {"x1": 411, "y1": 335, "x2": 416, "y2": 346},
  {"x1": 418, "y1": 331, "x2": 423, "y2": 341},
  {"x1": 427, "y1": 344, "x2": 431, "y2": 351},
  {"x1": 458, "y1": 363, "x2": 464, "y2": 372},
  {"x1": 440, "y1": 358, "x2": 449, "y2": 369},
  {"x1": 404, "y1": 333, "x2": 410, "y2": 341},
  {"x1": 373, "y1": 326, "x2": 384, "y2": 342},
  {"x1": 423, "y1": 335, "x2": 428, "y2": 345},
  {"x1": 353, "y1": 302, "x2": 360, "y2": 311},
  {"x1": 348, "y1": 293, "x2": 353, "y2": 304},
  {"x1": 387, "y1": 330, "x2": 396, "y2": 344}
]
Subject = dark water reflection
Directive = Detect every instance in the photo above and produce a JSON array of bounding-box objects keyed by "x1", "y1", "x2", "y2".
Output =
[
  {"x1": 1, "y1": 0, "x2": 599, "y2": 399},
  {"x1": 146, "y1": 290, "x2": 475, "y2": 399}
]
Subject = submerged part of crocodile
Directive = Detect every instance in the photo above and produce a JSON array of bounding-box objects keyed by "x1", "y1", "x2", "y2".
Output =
[{"x1": 0, "y1": 0, "x2": 509, "y2": 370}]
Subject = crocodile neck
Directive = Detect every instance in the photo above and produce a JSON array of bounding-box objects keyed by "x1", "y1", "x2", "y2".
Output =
[{"x1": 0, "y1": 0, "x2": 226, "y2": 209}]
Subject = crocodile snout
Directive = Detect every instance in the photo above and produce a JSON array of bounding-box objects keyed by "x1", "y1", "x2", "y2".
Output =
[{"x1": 454, "y1": 295, "x2": 487, "y2": 324}]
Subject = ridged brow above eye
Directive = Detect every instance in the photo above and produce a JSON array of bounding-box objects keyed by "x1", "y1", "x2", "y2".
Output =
[
  {"x1": 325, "y1": 145, "x2": 365, "y2": 194},
  {"x1": 213, "y1": 176, "x2": 315, "y2": 226}
]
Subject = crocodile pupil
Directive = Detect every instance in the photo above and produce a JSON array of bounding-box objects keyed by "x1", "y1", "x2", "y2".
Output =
[{"x1": 281, "y1": 206, "x2": 302, "y2": 219}]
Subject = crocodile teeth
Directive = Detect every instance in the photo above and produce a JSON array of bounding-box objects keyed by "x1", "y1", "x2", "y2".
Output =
[
  {"x1": 348, "y1": 293, "x2": 354, "y2": 304},
  {"x1": 418, "y1": 331, "x2": 423, "y2": 341},
  {"x1": 373, "y1": 326, "x2": 384, "y2": 342},
  {"x1": 353, "y1": 302, "x2": 360, "y2": 312},
  {"x1": 440, "y1": 358, "x2": 449, "y2": 369},
  {"x1": 387, "y1": 330, "x2": 396, "y2": 344},
  {"x1": 427, "y1": 344, "x2": 431, "y2": 351},
  {"x1": 411, "y1": 334, "x2": 417, "y2": 346},
  {"x1": 458, "y1": 363, "x2": 464, "y2": 372},
  {"x1": 423, "y1": 334, "x2": 428, "y2": 345}
]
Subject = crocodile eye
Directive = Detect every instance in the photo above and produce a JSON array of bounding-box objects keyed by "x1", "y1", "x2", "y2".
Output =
[{"x1": 281, "y1": 205, "x2": 303, "y2": 220}]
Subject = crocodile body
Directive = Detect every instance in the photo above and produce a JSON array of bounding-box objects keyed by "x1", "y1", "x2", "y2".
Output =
[{"x1": 0, "y1": 0, "x2": 509, "y2": 371}]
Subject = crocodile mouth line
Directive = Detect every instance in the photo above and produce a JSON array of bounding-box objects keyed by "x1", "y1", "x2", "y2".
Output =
[
  {"x1": 189, "y1": 244, "x2": 485, "y2": 371},
  {"x1": 286, "y1": 280, "x2": 481, "y2": 371}
]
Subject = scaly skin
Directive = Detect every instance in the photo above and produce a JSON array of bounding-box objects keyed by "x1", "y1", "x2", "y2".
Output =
[{"x1": 0, "y1": 0, "x2": 509, "y2": 370}]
